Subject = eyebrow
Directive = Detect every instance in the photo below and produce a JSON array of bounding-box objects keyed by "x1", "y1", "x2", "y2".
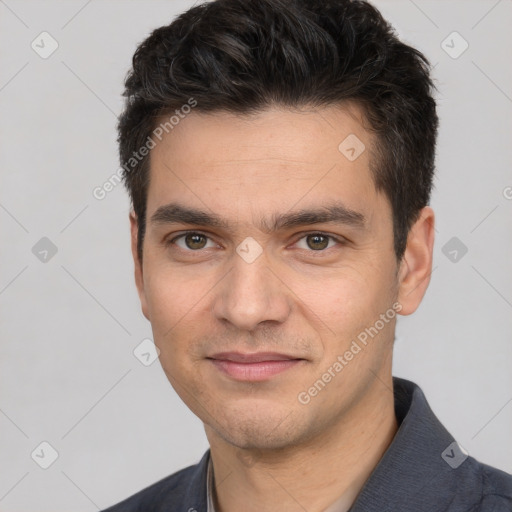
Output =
[{"x1": 150, "y1": 202, "x2": 366, "y2": 233}]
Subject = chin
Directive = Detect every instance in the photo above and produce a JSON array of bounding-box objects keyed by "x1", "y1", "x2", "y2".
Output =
[{"x1": 211, "y1": 405, "x2": 308, "y2": 452}]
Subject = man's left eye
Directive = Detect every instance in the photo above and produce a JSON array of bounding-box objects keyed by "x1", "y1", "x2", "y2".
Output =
[{"x1": 295, "y1": 234, "x2": 339, "y2": 251}]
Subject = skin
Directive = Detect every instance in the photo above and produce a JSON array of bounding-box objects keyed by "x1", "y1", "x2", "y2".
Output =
[{"x1": 130, "y1": 104, "x2": 435, "y2": 512}]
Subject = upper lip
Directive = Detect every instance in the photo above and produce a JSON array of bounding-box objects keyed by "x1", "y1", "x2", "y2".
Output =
[{"x1": 208, "y1": 352, "x2": 303, "y2": 363}]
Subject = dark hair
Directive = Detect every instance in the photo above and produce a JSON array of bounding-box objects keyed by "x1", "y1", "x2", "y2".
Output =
[{"x1": 118, "y1": 0, "x2": 438, "y2": 263}]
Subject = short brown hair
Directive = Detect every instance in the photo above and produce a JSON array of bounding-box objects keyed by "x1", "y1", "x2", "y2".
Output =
[{"x1": 118, "y1": 0, "x2": 438, "y2": 262}]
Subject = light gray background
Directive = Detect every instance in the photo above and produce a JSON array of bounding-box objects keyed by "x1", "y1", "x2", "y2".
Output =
[{"x1": 1, "y1": 1, "x2": 511, "y2": 510}]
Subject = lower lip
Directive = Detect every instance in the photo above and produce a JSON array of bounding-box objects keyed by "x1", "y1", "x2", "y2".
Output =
[{"x1": 210, "y1": 359, "x2": 302, "y2": 381}]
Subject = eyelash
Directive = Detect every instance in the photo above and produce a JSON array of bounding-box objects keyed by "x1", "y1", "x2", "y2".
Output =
[{"x1": 165, "y1": 231, "x2": 345, "y2": 253}]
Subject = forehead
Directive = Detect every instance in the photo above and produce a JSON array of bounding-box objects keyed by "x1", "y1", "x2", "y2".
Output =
[
  {"x1": 146, "y1": 104, "x2": 386, "y2": 227},
  {"x1": 152, "y1": 104, "x2": 371, "y2": 169}
]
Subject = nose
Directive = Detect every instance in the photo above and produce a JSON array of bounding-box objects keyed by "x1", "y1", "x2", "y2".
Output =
[{"x1": 211, "y1": 250, "x2": 291, "y2": 332}]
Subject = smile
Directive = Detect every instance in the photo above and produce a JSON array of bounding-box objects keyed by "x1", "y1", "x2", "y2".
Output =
[{"x1": 207, "y1": 352, "x2": 305, "y2": 381}]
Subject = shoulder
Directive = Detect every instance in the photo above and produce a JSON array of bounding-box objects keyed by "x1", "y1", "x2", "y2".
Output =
[
  {"x1": 471, "y1": 461, "x2": 512, "y2": 512},
  {"x1": 449, "y1": 456, "x2": 512, "y2": 512},
  {"x1": 364, "y1": 378, "x2": 512, "y2": 512},
  {"x1": 100, "y1": 452, "x2": 209, "y2": 512}
]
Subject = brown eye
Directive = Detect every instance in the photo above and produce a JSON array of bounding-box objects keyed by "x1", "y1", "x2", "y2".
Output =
[
  {"x1": 167, "y1": 231, "x2": 216, "y2": 252},
  {"x1": 306, "y1": 234, "x2": 330, "y2": 250},
  {"x1": 184, "y1": 233, "x2": 207, "y2": 250}
]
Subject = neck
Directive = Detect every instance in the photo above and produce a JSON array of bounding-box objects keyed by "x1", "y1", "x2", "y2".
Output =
[{"x1": 206, "y1": 375, "x2": 398, "y2": 512}]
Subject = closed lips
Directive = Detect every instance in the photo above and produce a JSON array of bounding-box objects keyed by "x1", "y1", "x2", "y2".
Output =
[{"x1": 208, "y1": 352, "x2": 303, "y2": 363}]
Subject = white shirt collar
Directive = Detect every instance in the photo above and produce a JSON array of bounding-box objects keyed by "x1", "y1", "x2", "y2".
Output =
[{"x1": 206, "y1": 456, "x2": 216, "y2": 512}]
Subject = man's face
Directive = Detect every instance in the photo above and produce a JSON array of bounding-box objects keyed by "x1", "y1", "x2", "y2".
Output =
[{"x1": 132, "y1": 105, "x2": 408, "y2": 451}]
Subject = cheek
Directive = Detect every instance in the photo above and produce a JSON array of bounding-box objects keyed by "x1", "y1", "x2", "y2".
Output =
[
  {"x1": 144, "y1": 255, "x2": 205, "y2": 315},
  {"x1": 294, "y1": 268, "x2": 372, "y2": 321},
  {"x1": 143, "y1": 267, "x2": 206, "y2": 352},
  {"x1": 295, "y1": 264, "x2": 396, "y2": 347}
]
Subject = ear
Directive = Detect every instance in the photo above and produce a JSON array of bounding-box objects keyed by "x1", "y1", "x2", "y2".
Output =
[
  {"x1": 130, "y1": 211, "x2": 149, "y2": 320},
  {"x1": 396, "y1": 206, "x2": 435, "y2": 315}
]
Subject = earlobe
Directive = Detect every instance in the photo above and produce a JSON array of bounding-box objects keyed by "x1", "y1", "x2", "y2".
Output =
[
  {"x1": 129, "y1": 211, "x2": 150, "y2": 320},
  {"x1": 397, "y1": 207, "x2": 435, "y2": 316}
]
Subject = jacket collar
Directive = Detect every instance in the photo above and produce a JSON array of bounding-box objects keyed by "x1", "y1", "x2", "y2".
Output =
[
  {"x1": 350, "y1": 377, "x2": 466, "y2": 512},
  {"x1": 185, "y1": 377, "x2": 470, "y2": 512}
]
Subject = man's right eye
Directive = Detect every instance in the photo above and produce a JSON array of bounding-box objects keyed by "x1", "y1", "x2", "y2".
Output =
[{"x1": 167, "y1": 232, "x2": 216, "y2": 251}]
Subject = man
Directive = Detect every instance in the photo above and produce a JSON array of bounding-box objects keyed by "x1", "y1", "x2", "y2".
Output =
[{"x1": 102, "y1": 0, "x2": 512, "y2": 510}]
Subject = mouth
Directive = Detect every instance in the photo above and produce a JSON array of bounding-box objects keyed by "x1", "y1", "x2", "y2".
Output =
[{"x1": 207, "y1": 352, "x2": 305, "y2": 381}]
